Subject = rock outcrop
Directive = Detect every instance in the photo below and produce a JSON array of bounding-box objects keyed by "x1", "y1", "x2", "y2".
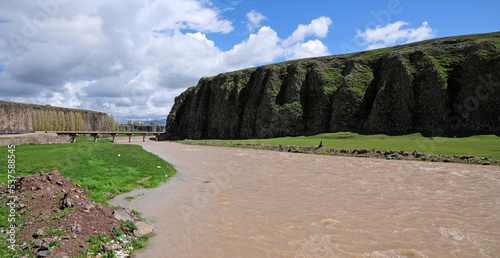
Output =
[
  {"x1": 0, "y1": 101, "x2": 116, "y2": 132},
  {"x1": 166, "y1": 32, "x2": 500, "y2": 139}
]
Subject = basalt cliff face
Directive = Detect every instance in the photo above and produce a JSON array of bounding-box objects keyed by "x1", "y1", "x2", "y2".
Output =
[{"x1": 166, "y1": 32, "x2": 500, "y2": 139}]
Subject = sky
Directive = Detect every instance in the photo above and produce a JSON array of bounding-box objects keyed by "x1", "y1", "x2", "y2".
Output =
[{"x1": 0, "y1": 0, "x2": 499, "y2": 121}]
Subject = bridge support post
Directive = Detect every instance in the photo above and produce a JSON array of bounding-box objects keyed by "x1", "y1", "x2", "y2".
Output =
[
  {"x1": 111, "y1": 133, "x2": 117, "y2": 143},
  {"x1": 92, "y1": 133, "x2": 99, "y2": 143},
  {"x1": 70, "y1": 133, "x2": 77, "y2": 143}
]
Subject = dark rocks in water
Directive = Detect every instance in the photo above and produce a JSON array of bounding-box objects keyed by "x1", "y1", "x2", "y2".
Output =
[{"x1": 166, "y1": 32, "x2": 500, "y2": 139}]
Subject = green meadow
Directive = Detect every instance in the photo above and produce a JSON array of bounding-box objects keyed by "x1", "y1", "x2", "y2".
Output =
[
  {"x1": 1, "y1": 137, "x2": 176, "y2": 204},
  {"x1": 197, "y1": 132, "x2": 500, "y2": 160}
]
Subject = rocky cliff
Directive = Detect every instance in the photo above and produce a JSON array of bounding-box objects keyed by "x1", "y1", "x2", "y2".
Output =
[
  {"x1": 0, "y1": 101, "x2": 116, "y2": 132},
  {"x1": 166, "y1": 32, "x2": 500, "y2": 139}
]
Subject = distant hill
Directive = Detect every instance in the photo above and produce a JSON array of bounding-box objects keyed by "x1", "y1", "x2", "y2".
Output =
[
  {"x1": 166, "y1": 31, "x2": 500, "y2": 139},
  {"x1": 0, "y1": 101, "x2": 117, "y2": 132}
]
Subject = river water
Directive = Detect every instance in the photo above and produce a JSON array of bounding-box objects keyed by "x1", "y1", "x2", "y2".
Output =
[{"x1": 110, "y1": 139, "x2": 500, "y2": 257}]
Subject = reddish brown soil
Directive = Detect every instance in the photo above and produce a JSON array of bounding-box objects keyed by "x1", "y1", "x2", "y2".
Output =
[{"x1": 1, "y1": 171, "x2": 120, "y2": 257}]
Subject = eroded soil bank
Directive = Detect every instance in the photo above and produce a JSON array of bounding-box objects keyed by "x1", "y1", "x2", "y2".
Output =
[{"x1": 112, "y1": 138, "x2": 500, "y2": 257}]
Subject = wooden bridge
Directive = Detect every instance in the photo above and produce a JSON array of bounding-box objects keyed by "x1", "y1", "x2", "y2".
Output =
[{"x1": 51, "y1": 131, "x2": 163, "y2": 143}]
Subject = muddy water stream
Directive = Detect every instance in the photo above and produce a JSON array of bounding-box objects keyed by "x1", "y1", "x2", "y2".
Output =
[{"x1": 110, "y1": 139, "x2": 500, "y2": 257}]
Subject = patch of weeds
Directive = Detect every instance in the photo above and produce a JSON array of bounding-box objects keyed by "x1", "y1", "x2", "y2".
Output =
[
  {"x1": 45, "y1": 226, "x2": 67, "y2": 237},
  {"x1": 111, "y1": 227, "x2": 124, "y2": 236},
  {"x1": 130, "y1": 210, "x2": 145, "y2": 221},
  {"x1": 49, "y1": 240, "x2": 63, "y2": 248},
  {"x1": 121, "y1": 220, "x2": 137, "y2": 232},
  {"x1": 49, "y1": 207, "x2": 77, "y2": 220},
  {"x1": 124, "y1": 193, "x2": 144, "y2": 201},
  {"x1": 344, "y1": 65, "x2": 373, "y2": 97},
  {"x1": 126, "y1": 235, "x2": 149, "y2": 250}
]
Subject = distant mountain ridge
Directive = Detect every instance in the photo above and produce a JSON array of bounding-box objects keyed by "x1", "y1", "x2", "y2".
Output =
[{"x1": 165, "y1": 32, "x2": 500, "y2": 139}]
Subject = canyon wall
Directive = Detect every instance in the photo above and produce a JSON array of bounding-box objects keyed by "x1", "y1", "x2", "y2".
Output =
[{"x1": 166, "y1": 32, "x2": 500, "y2": 139}]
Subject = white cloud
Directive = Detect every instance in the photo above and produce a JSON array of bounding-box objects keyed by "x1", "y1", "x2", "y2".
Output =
[
  {"x1": 283, "y1": 16, "x2": 332, "y2": 46},
  {"x1": 224, "y1": 26, "x2": 283, "y2": 67},
  {"x1": 285, "y1": 39, "x2": 330, "y2": 61},
  {"x1": 356, "y1": 21, "x2": 436, "y2": 50},
  {"x1": 246, "y1": 10, "x2": 267, "y2": 32},
  {"x1": 37, "y1": 15, "x2": 106, "y2": 47},
  {"x1": 0, "y1": 1, "x2": 333, "y2": 120}
]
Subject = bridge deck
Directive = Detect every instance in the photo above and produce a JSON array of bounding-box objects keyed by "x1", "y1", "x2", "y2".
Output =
[{"x1": 50, "y1": 131, "x2": 163, "y2": 143}]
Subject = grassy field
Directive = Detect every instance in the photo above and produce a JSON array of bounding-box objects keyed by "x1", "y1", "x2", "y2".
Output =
[
  {"x1": 0, "y1": 137, "x2": 176, "y2": 257},
  {"x1": 1, "y1": 137, "x2": 176, "y2": 203},
  {"x1": 196, "y1": 132, "x2": 500, "y2": 160}
]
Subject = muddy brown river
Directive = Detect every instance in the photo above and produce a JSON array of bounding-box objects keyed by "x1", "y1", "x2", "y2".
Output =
[{"x1": 110, "y1": 138, "x2": 500, "y2": 257}]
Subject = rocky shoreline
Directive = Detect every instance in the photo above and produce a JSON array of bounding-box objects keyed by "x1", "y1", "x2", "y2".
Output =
[{"x1": 182, "y1": 140, "x2": 498, "y2": 166}]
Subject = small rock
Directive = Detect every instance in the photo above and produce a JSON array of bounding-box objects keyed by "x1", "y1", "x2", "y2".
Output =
[
  {"x1": 71, "y1": 223, "x2": 82, "y2": 233},
  {"x1": 99, "y1": 243, "x2": 112, "y2": 253},
  {"x1": 483, "y1": 162, "x2": 490, "y2": 165},
  {"x1": 38, "y1": 242, "x2": 50, "y2": 251},
  {"x1": 62, "y1": 198, "x2": 74, "y2": 208},
  {"x1": 37, "y1": 250, "x2": 52, "y2": 257},
  {"x1": 134, "y1": 221, "x2": 154, "y2": 237},
  {"x1": 34, "y1": 241, "x2": 42, "y2": 248},
  {"x1": 56, "y1": 180, "x2": 64, "y2": 186},
  {"x1": 83, "y1": 204, "x2": 95, "y2": 212},
  {"x1": 103, "y1": 192, "x2": 115, "y2": 198},
  {"x1": 113, "y1": 209, "x2": 139, "y2": 222},
  {"x1": 33, "y1": 228, "x2": 45, "y2": 238}
]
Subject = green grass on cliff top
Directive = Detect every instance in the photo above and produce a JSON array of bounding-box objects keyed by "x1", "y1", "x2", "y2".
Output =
[
  {"x1": 197, "y1": 132, "x2": 500, "y2": 160},
  {"x1": 0, "y1": 137, "x2": 176, "y2": 203}
]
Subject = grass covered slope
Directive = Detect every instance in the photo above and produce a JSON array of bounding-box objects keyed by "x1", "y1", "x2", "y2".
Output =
[
  {"x1": 166, "y1": 31, "x2": 500, "y2": 139},
  {"x1": 197, "y1": 132, "x2": 500, "y2": 161},
  {"x1": 1, "y1": 138, "x2": 176, "y2": 203}
]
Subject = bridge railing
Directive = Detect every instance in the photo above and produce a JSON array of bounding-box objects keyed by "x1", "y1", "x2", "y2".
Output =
[{"x1": 49, "y1": 131, "x2": 163, "y2": 143}]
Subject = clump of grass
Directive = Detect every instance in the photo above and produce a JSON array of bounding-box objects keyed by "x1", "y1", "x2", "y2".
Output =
[
  {"x1": 49, "y1": 207, "x2": 77, "y2": 220},
  {"x1": 130, "y1": 210, "x2": 145, "y2": 221}
]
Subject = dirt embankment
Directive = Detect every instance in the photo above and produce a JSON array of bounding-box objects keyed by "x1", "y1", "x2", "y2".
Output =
[{"x1": 1, "y1": 171, "x2": 153, "y2": 258}]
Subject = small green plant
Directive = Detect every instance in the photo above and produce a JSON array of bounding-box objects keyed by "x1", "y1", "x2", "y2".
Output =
[
  {"x1": 45, "y1": 226, "x2": 67, "y2": 237},
  {"x1": 49, "y1": 240, "x2": 63, "y2": 248},
  {"x1": 130, "y1": 210, "x2": 145, "y2": 221},
  {"x1": 121, "y1": 220, "x2": 137, "y2": 232},
  {"x1": 49, "y1": 207, "x2": 77, "y2": 220}
]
